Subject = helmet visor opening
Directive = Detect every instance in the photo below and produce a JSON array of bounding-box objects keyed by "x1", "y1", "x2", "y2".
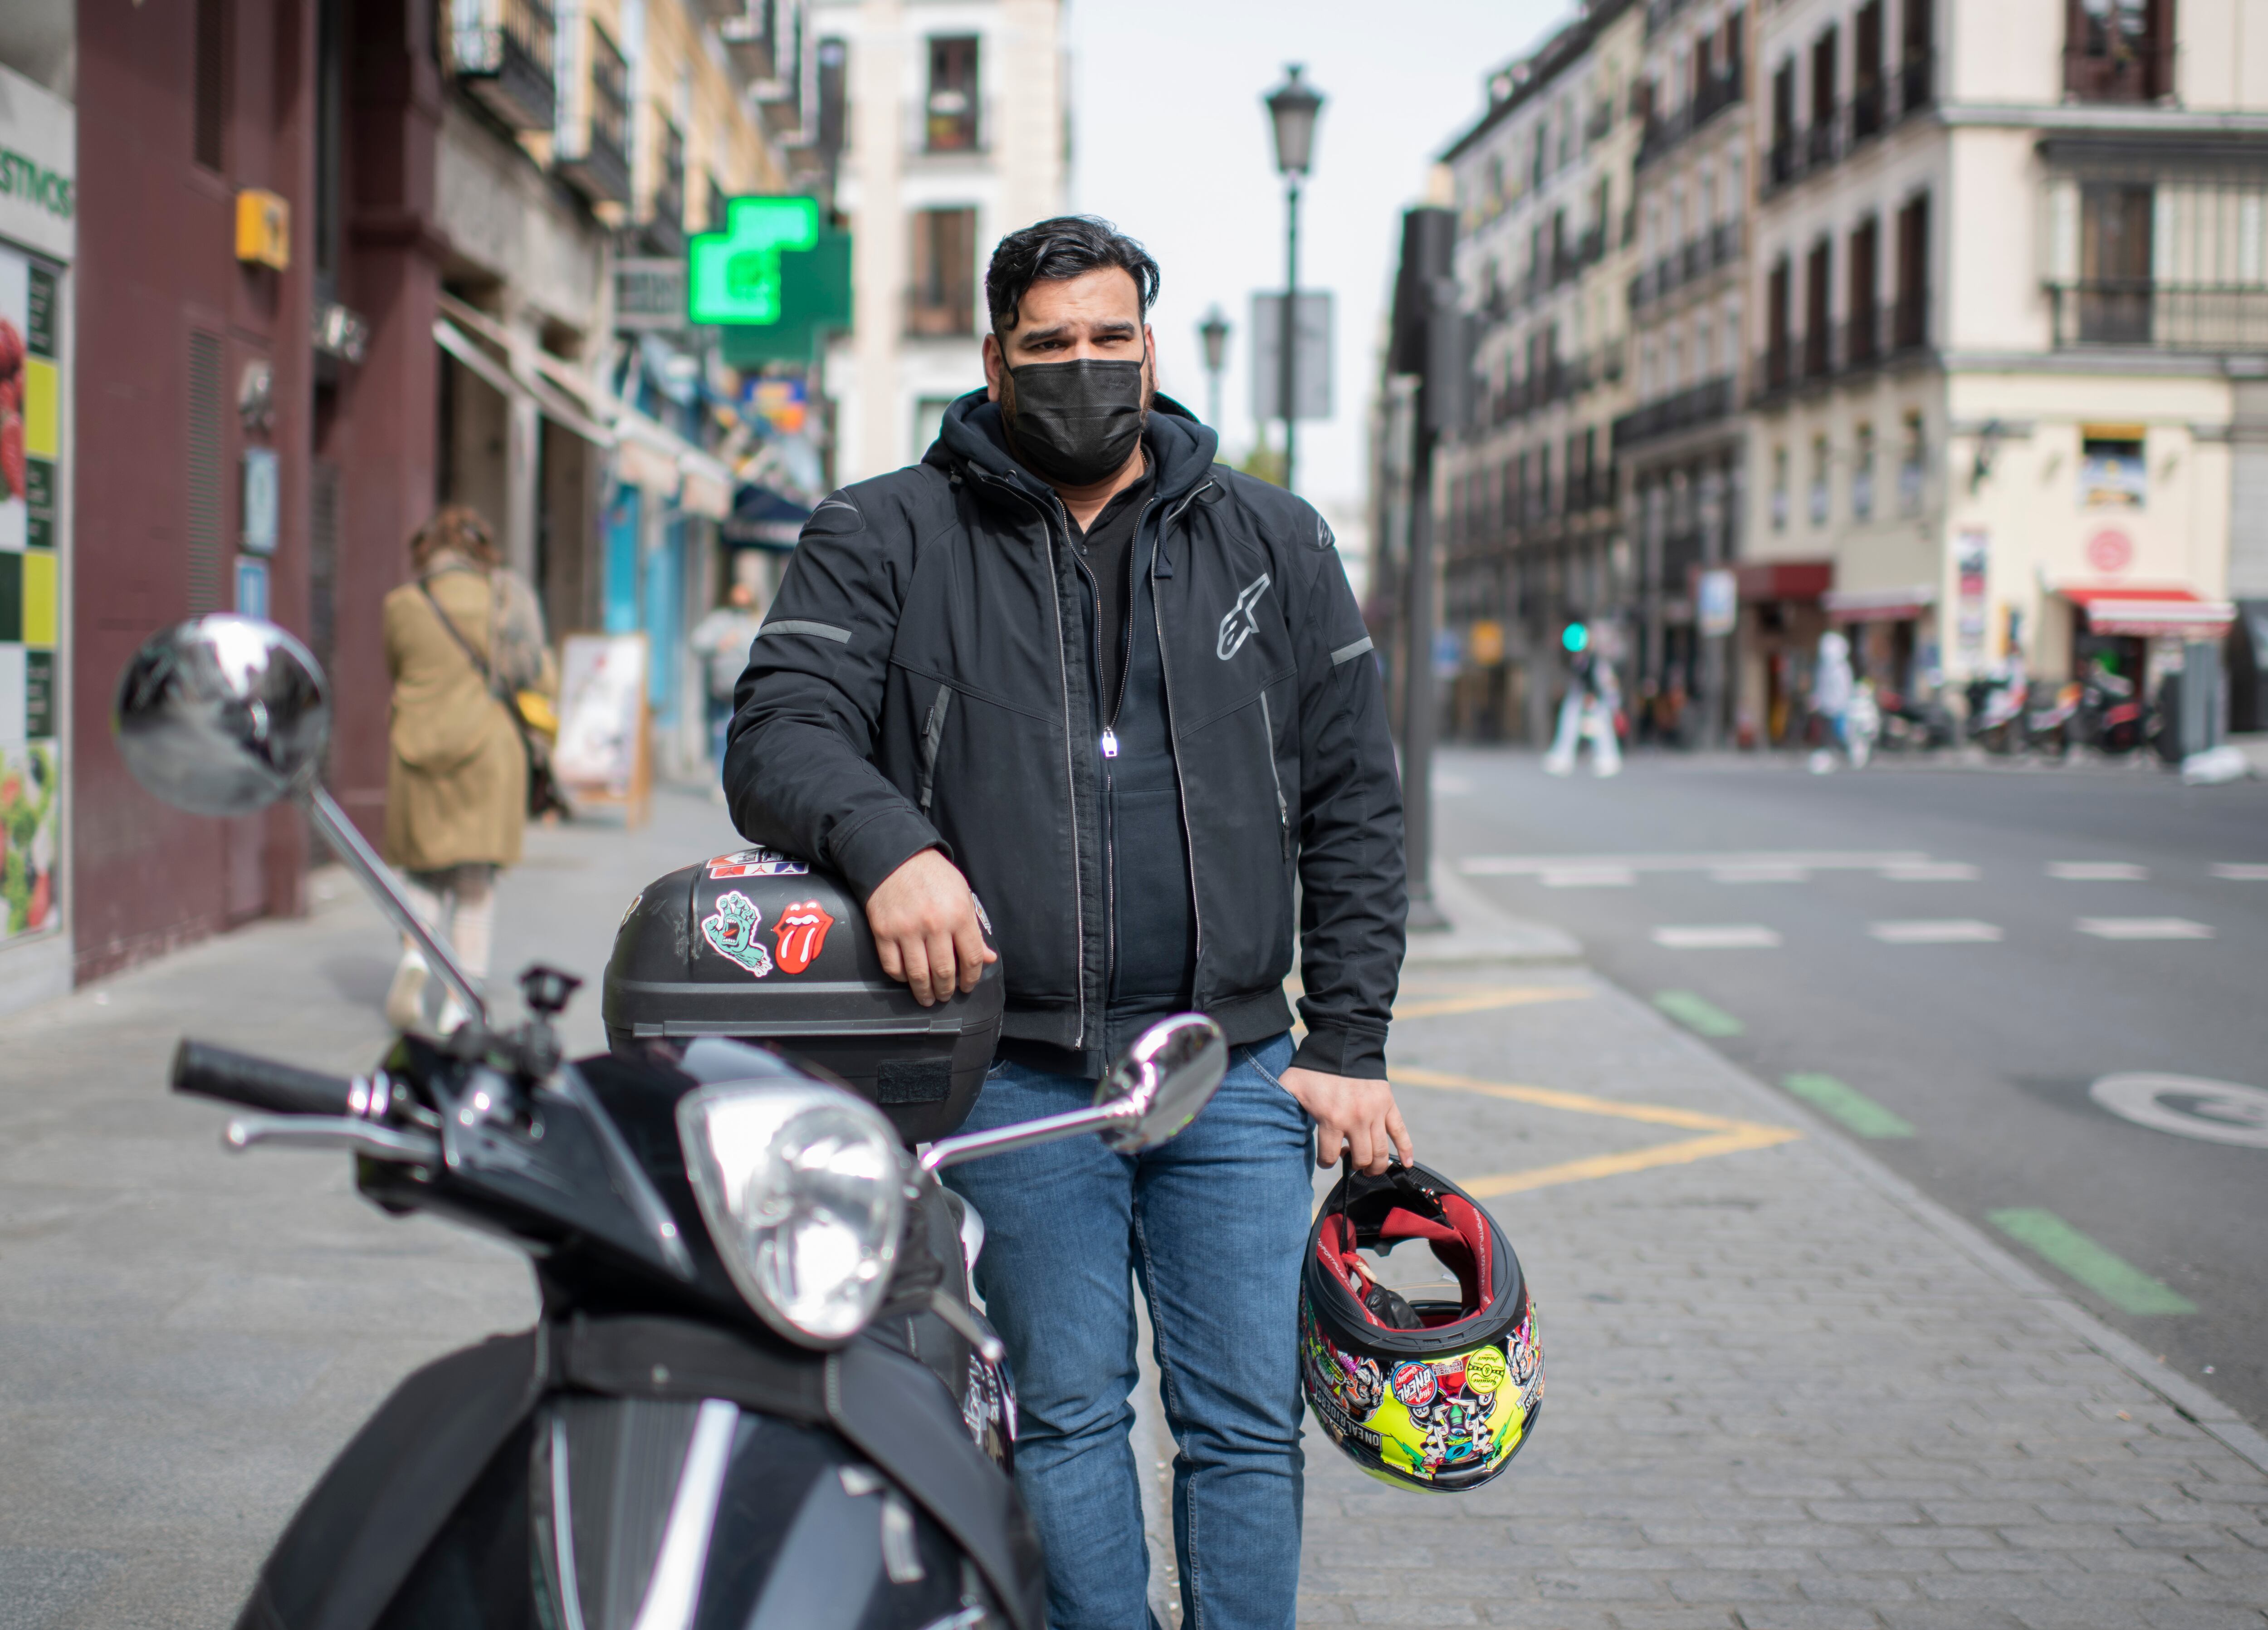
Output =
[{"x1": 1317, "y1": 1184, "x2": 1497, "y2": 1333}]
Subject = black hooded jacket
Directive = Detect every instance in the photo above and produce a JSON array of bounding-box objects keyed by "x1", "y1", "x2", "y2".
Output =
[{"x1": 724, "y1": 391, "x2": 1405, "y2": 1079}]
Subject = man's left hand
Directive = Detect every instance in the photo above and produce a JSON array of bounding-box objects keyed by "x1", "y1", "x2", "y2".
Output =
[{"x1": 1277, "y1": 1067, "x2": 1413, "y2": 1175}]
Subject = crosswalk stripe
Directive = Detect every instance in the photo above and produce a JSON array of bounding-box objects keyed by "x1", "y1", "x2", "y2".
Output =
[
  {"x1": 2049, "y1": 861, "x2": 2149, "y2": 881},
  {"x1": 1650, "y1": 925, "x2": 1782, "y2": 950},
  {"x1": 1868, "y1": 920, "x2": 2004, "y2": 944},
  {"x1": 2211, "y1": 863, "x2": 2268, "y2": 880},
  {"x1": 2075, "y1": 917, "x2": 2215, "y2": 940}
]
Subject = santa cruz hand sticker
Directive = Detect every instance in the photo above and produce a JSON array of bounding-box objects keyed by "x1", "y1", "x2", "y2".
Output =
[
  {"x1": 701, "y1": 890, "x2": 774, "y2": 978},
  {"x1": 772, "y1": 899, "x2": 836, "y2": 974}
]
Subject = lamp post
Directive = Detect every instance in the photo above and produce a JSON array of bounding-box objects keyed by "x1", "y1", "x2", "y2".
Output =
[
  {"x1": 1198, "y1": 306, "x2": 1230, "y2": 430},
  {"x1": 1264, "y1": 64, "x2": 1321, "y2": 494}
]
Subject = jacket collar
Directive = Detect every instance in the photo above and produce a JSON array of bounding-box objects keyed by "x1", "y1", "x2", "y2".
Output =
[{"x1": 927, "y1": 387, "x2": 1219, "y2": 513}]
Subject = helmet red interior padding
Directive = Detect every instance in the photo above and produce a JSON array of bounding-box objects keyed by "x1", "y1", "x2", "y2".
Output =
[{"x1": 1317, "y1": 1192, "x2": 1497, "y2": 1331}]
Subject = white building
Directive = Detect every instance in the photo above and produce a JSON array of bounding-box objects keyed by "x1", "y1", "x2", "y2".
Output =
[
  {"x1": 1743, "y1": 0, "x2": 2265, "y2": 745},
  {"x1": 1441, "y1": 0, "x2": 1645, "y2": 742},
  {"x1": 820, "y1": 0, "x2": 1068, "y2": 482},
  {"x1": 1617, "y1": 0, "x2": 1753, "y2": 744}
]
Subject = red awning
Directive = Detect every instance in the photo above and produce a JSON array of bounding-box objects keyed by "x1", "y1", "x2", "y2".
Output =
[
  {"x1": 2060, "y1": 585, "x2": 2236, "y2": 639},
  {"x1": 1730, "y1": 560, "x2": 1833, "y2": 602}
]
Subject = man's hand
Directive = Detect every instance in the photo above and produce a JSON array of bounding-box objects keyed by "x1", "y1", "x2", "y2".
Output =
[
  {"x1": 1278, "y1": 1067, "x2": 1413, "y2": 1175},
  {"x1": 865, "y1": 848, "x2": 997, "y2": 1007}
]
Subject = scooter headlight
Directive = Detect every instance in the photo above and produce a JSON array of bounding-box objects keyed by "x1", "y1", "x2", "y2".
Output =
[{"x1": 676, "y1": 1083, "x2": 905, "y2": 1346}]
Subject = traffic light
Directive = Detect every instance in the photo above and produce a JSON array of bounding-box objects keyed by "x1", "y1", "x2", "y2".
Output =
[{"x1": 1562, "y1": 622, "x2": 1589, "y2": 654}]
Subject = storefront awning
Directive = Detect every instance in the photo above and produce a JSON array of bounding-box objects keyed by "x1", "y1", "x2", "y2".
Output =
[
  {"x1": 2060, "y1": 584, "x2": 2236, "y2": 638},
  {"x1": 1731, "y1": 559, "x2": 1833, "y2": 602},
  {"x1": 1825, "y1": 584, "x2": 1936, "y2": 623},
  {"x1": 432, "y1": 316, "x2": 616, "y2": 447}
]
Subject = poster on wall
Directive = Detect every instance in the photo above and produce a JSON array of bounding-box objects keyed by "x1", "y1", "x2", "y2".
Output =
[
  {"x1": 0, "y1": 243, "x2": 61, "y2": 945},
  {"x1": 554, "y1": 633, "x2": 649, "y2": 795},
  {"x1": 1954, "y1": 529, "x2": 1989, "y2": 666}
]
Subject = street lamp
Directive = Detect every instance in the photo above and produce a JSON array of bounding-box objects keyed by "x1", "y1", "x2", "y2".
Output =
[
  {"x1": 1264, "y1": 64, "x2": 1322, "y2": 494},
  {"x1": 1197, "y1": 306, "x2": 1230, "y2": 430}
]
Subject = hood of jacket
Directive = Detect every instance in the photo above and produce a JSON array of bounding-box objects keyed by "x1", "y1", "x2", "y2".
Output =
[{"x1": 926, "y1": 387, "x2": 1220, "y2": 512}]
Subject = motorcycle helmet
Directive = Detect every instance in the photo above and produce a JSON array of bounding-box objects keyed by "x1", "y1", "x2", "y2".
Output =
[{"x1": 1300, "y1": 1160, "x2": 1541, "y2": 1492}]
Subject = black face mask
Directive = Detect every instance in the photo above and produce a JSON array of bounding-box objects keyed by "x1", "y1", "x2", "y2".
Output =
[{"x1": 1003, "y1": 355, "x2": 1147, "y2": 487}]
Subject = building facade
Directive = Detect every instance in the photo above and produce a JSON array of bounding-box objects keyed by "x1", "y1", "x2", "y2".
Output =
[
  {"x1": 1616, "y1": 0, "x2": 1752, "y2": 744},
  {"x1": 1744, "y1": 0, "x2": 2263, "y2": 744},
  {"x1": 48, "y1": 0, "x2": 808, "y2": 1011},
  {"x1": 1440, "y1": 0, "x2": 1643, "y2": 744},
  {"x1": 819, "y1": 0, "x2": 1066, "y2": 483}
]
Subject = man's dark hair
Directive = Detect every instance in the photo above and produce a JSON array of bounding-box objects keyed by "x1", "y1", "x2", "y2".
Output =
[{"x1": 985, "y1": 215, "x2": 1161, "y2": 336}]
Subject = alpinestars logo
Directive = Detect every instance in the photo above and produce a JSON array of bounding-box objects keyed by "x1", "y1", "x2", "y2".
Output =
[{"x1": 1217, "y1": 573, "x2": 1272, "y2": 660}]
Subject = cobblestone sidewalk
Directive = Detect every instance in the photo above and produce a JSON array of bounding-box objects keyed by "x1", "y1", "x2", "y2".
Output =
[{"x1": 1294, "y1": 969, "x2": 2268, "y2": 1630}]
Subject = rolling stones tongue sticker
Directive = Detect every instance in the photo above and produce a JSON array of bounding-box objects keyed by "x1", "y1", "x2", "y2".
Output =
[
  {"x1": 701, "y1": 891, "x2": 774, "y2": 978},
  {"x1": 708, "y1": 847, "x2": 810, "y2": 881},
  {"x1": 772, "y1": 899, "x2": 836, "y2": 974}
]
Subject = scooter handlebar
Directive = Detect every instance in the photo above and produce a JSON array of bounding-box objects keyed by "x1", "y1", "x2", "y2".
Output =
[{"x1": 171, "y1": 1038, "x2": 358, "y2": 1119}]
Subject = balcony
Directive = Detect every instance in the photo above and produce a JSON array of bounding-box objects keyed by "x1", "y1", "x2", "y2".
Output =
[
  {"x1": 451, "y1": 0, "x2": 557, "y2": 131},
  {"x1": 557, "y1": 31, "x2": 632, "y2": 205},
  {"x1": 1751, "y1": 297, "x2": 1929, "y2": 405},
  {"x1": 1761, "y1": 55, "x2": 1936, "y2": 198},
  {"x1": 1633, "y1": 65, "x2": 1745, "y2": 172},
  {"x1": 2063, "y1": 34, "x2": 2171, "y2": 103},
  {"x1": 1628, "y1": 219, "x2": 1743, "y2": 312},
  {"x1": 719, "y1": 1, "x2": 782, "y2": 82},
  {"x1": 1612, "y1": 376, "x2": 1735, "y2": 452},
  {"x1": 2047, "y1": 282, "x2": 2268, "y2": 352},
  {"x1": 909, "y1": 94, "x2": 993, "y2": 157}
]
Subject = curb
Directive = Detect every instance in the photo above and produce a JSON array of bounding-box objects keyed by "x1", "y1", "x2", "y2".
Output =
[
  {"x1": 1599, "y1": 973, "x2": 2268, "y2": 1477},
  {"x1": 1404, "y1": 862, "x2": 1584, "y2": 967}
]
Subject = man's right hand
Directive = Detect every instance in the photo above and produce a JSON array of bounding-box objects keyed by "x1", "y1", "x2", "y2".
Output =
[{"x1": 865, "y1": 848, "x2": 997, "y2": 1006}]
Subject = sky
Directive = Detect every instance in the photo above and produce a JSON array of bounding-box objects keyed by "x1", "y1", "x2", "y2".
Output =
[{"x1": 1064, "y1": 0, "x2": 1568, "y2": 540}]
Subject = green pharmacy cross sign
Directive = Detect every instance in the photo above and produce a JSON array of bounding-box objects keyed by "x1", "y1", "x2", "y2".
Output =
[{"x1": 689, "y1": 196, "x2": 820, "y2": 326}]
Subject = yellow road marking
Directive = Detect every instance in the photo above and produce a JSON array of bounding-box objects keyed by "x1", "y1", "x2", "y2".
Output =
[
  {"x1": 1391, "y1": 985, "x2": 1594, "y2": 1021},
  {"x1": 1392, "y1": 1065, "x2": 1802, "y2": 1197}
]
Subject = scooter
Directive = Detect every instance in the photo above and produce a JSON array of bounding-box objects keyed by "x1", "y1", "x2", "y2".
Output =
[{"x1": 115, "y1": 616, "x2": 1230, "y2": 1630}]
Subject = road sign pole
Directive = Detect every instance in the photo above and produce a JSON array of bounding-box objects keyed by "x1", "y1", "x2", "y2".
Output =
[{"x1": 1281, "y1": 180, "x2": 1300, "y2": 494}]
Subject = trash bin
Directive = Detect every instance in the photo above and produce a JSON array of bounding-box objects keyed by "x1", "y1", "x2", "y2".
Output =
[{"x1": 602, "y1": 846, "x2": 1003, "y2": 1144}]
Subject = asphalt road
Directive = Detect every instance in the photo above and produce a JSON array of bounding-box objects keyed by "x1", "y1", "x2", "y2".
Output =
[{"x1": 1430, "y1": 744, "x2": 2268, "y2": 1429}]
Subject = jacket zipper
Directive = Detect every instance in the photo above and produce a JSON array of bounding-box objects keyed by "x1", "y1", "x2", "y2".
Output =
[
  {"x1": 975, "y1": 469, "x2": 1090, "y2": 1051},
  {"x1": 1258, "y1": 690, "x2": 1290, "y2": 858},
  {"x1": 1150, "y1": 482, "x2": 1213, "y2": 981}
]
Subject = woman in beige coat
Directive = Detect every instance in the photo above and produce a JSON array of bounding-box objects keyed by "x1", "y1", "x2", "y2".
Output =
[{"x1": 381, "y1": 506, "x2": 557, "y2": 1031}]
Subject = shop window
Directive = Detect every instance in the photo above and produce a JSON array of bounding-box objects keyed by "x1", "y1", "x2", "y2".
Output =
[
  {"x1": 1771, "y1": 444, "x2": 1789, "y2": 530},
  {"x1": 1853, "y1": 423, "x2": 1876, "y2": 518},
  {"x1": 1810, "y1": 435, "x2": 1831, "y2": 525},
  {"x1": 909, "y1": 207, "x2": 978, "y2": 336},
  {"x1": 2080, "y1": 426, "x2": 2146, "y2": 508}
]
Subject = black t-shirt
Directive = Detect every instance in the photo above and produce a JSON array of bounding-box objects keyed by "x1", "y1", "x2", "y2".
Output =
[{"x1": 1070, "y1": 459, "x2": 1156, "y2": 713}]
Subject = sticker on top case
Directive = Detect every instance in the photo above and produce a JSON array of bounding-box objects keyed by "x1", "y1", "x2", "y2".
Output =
[
  {"x1": 701, "y1": 890, "x2": 774, "y2": 977},
  {"x1": 708, "y1": 847, "x2": 810, "y2": 880},
  {"x1": 970, "y1": 893, "x2": 994, "y2": 937},
  {"x1": 772, "y1": 899, "x2": 836, "y2": 974}
]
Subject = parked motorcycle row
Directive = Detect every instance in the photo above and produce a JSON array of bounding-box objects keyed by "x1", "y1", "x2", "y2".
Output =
[{"x1": 113, "y1": 615, "x2": 1238, "y2": 1630}]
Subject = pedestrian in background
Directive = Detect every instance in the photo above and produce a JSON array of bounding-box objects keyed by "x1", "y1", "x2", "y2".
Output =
[
  {"x1": 1809, "y1": 629, "x2": 1855, "y2": 774},
  {"x1": 1544, "y1": 628, "x2": 1623, "y2": 777},
  {"x1": 689, "y1": 579, "x2": 764, "y2": 780},
  {"x1": 381, "y1": 505, "x2": 556, "y2": 1032}
]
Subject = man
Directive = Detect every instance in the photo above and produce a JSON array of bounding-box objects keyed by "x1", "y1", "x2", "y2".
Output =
[
  {"x1": 689, "y1": 579, "x2": 764, "y2": 775},
  {"x1": 724, "y1": 216, "x2": 1408, "y2": 1630}
]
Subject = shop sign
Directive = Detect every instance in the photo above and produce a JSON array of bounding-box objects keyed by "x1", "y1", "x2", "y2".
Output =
[
  {"x1": 0, "y1": 239, "x2": 61, "y2": 946},
  {"x1": 241, "y1": 449, "x2": 279, "y2": 554},
  {"x1": 1955, "y1": 529, "x2": 1989, "y2": 660},
  {"x1": 2086, "y1": 528, "x2": 2133, "y2": 574},
  {"x1": 615, "y1": 258, "x2": 687, "y2": 333},
  {"x1": 1467, "y1": 619, "x2": 1505, "y2": 665},
  {"x1": 0, "y1": 64, "x2": 75, "y2": 262}
]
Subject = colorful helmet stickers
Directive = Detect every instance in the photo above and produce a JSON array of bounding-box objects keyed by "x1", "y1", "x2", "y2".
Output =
[{"x1": 1299, "y1": 1292, "x2": 1543, "y2": 1492}]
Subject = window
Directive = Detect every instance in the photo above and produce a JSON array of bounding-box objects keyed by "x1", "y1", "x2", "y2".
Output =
[
  {"x1": 1902, "y1": 0, "x2": 1935, "y2": 108},
  {"x1": 1899, "y1": 410, "x2": 1925, "y2": 512},
  {"x1": 1847, "y1": 215, "x2": 1879, "y2": 364},
  {"x1": 1853, "y1": 422, "x2": 1876, "y2": 518},
  {"x1": 1810, "y1": 26, "x2": 1839, "y2": 132},
  {"x1": 591, "y1": 27, "x2": 630, "y2": 161},
  {"x1": 1804, "y1": 240, "x2": 1832, "y2": 377},
  {"x1": 194, "y1": 0, "x2": 229, "y2": 170},
  {"x1": 908, "y1": 207, "x2": 978, "y2": 335},
  {"x1": 927, "y1": 35, "x2": 981, "y2": 152},
  {"x1": 2065, "y1": 0, "x2": 2173, "y2": 103},
  {"x1": 1771, "y1": 444, "x2": 1790, "y2": 530},
  {"x1": 1770, "y1": 59, "x2": 1797, "y2": 185},
  {"x1": 1894, "y1": 193, "x2": 1930, "y2": 348},
  {"x1": 654, "y1": 117, "x2": 686, "y2": 232},
  {"x1": 1766, "y1": 256, "x2": 1792, "y2": 387},
  {"x1": 1810, "y1": 436, "x2": 1831, "y2": 525},
  {"x1": 2078, "y1": 184, "x2": 2152, "y2": 343},
  {"x1": 708, "y1": 173, "x2": 728, "y2": 230},
  {"x1": 1854, "y1": 0, "x2": 1886, "y2": 137}
]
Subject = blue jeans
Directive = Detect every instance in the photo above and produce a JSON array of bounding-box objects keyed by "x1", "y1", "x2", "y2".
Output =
[{"x1": 943, "y1": 1033, "x2": 1313, "y2": 1630}]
